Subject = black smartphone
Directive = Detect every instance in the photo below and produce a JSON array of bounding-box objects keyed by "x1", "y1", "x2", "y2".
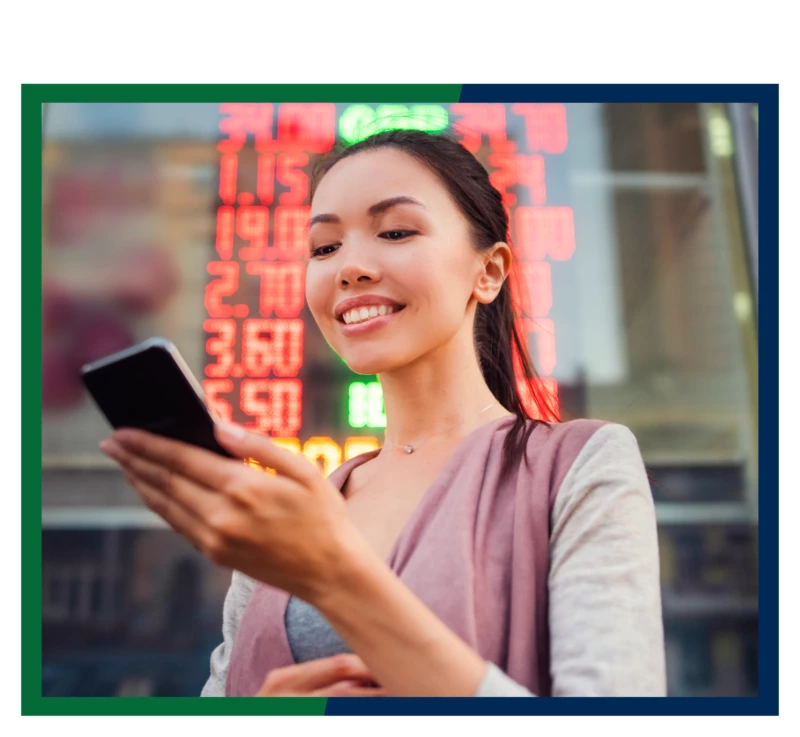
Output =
[{"x1": 80, "y1": 336, "x2": 235, "y2": 458}]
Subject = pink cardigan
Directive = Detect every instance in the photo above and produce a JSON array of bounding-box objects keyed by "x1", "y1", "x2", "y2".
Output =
[{"x1": 225, "y1": 416, "x2": 608, "y2": 696}]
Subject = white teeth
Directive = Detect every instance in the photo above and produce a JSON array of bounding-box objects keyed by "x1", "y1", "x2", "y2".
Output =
[{"x1": 341, "y1": 304, "x2": 402, "y2": 325}]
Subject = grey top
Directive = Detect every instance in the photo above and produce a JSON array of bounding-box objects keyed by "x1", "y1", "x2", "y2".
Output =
[
  {"x1": 285, "y1": 596, "x2": 348, "y2": 662},
  {"x1": 201, "y1": 424, "x2": 667, "y2": 697}
]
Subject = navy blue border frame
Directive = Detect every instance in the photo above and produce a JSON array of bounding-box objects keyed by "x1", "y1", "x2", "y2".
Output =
[{"x1": 325, "y1": 84, "x2": 778, "y2": 717}]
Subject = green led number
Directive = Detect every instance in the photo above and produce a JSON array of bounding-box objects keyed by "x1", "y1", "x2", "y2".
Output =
[
  {"x1": 339, "y1": 104, "x2": 449, "y2": 145},
  {"x1": 348, "y1": 381, "x2": 387, "y2": 428}
]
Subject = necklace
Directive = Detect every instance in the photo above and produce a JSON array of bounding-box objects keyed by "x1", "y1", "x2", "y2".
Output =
[{"x1": 385, "y1": 401, "x2": 499, "y2": 454}]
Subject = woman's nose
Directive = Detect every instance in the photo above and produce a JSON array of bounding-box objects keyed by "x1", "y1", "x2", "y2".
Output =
[{"x1": 336, "y1": 251, "x2": 381, "y2": 287}]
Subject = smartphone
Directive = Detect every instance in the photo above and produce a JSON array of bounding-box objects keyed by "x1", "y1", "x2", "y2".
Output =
[{"x1": 80, "y1": 336, "x2": 235, "y2": 458}]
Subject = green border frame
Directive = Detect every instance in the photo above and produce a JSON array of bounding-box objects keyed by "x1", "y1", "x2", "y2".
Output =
[{"x1": 23, "y1": 84, "x2": 462, "y2": 716}]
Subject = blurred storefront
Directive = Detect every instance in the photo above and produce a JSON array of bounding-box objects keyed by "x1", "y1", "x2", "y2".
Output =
[{"x1": 41, "y1": 101, "x2": 759, "y2": 697}]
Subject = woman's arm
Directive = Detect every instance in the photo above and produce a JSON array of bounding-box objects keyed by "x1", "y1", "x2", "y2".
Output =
[
  {"x1": 546, "y1": 423, "x2": 666, "y2": 695},
  {"x1": 314, "y1": 539, "x2": 489, "y2": 697},
  {"x1": 101, "y1": 424, "x2": 485, "y2": 697},
  {"x1": 200, "y1": 570, "x2": 256, "y2": 696}
]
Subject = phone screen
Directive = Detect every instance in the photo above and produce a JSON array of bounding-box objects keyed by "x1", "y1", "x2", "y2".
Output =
[{"x1": 82, "y1": 342, "x2": 234, "y2": 458}]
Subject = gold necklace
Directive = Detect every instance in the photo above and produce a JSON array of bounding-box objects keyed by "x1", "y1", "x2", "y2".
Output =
[{"x1": 385, "y1": 401, "x2": 499, "y2": 454}]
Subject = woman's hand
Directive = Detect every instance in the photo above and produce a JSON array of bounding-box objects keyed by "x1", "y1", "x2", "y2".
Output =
[
  {"x1": 256, "y1": 654, "x2": 386, "y2": 697},
  {"x1": 99, "y1": 423, "x2": 368, "y2": 602}
]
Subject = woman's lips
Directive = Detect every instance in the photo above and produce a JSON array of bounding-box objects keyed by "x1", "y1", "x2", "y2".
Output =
[{"x1": 339, "y1": 306, "x2": 404, "y2": 336}]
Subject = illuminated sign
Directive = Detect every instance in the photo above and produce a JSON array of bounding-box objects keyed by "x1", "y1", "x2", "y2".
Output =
[
  {"x1": 339, "y1": 104, "x2": 450, "y2": 144},
  {"x1": 348, "y1": 381, "x2": 386, "y2": 428},
  {"x1": 246, "y1": 436, "x2": 381, "y2": 477},
  {"x1": 206, "y1": 103, "x2": 573, "y2": 472}
]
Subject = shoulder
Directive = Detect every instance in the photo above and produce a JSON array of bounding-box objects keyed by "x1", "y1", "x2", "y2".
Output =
[
  {"x1": 526, "y1": 417, "x2": 610, "y2": 450},
  {"x1": 561, "y1": 421, "x2": 645, "y2": 480},
  {"x1": 518, "y1": 419, "x2": 647, "y2": 508},
  {"x1": 518, "y1": 418, "x2": 612, "y2": 483},
  {"x1": 546, "y1": 421, "x2": 652, "y2": 523},
  {"x1": 524, "y1": 419, "x2": 642, "y2": 468}
]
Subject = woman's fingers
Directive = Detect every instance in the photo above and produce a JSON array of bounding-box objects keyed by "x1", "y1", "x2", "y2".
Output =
[
  {"x1": 102, "y1": 438, "x2": 220, "y2": 519},
  {"x1": 283, "y1": 654, "x2": 374, "y2": 692},
  {"x1": 258, "y1": 655, "x2": 376, "y2": 695},
  {"x1": 109, "y1": 428, "x2": 245, "y2": 494},
  {"x1": 215, "y1": 423, "x2": 321, "y2": 489},
  {"x1": 104, "y1": 430, "x2": 300, "y2": 512},
  {"x1": 313, "y1": 683, "x2": 388, "y2": 697}
]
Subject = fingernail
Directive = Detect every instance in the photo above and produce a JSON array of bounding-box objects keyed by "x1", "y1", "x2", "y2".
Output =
[
  {"x1": 99, "y1": 440, "x2": 121, "y2": 460},
  {"x1": 217, "y1": 422, "x2": 245, "y2": 441},
  {"x1": 111, "y1": 429, "x2": 133, "y2": 445}
]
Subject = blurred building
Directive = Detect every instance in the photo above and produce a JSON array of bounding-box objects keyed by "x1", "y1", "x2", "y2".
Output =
[{"x1": 41, "y1": 101, "x2": 759, "y2": 697}]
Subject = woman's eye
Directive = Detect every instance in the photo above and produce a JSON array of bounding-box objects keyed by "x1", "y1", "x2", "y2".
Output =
[
  {"x1": 310, "y1": 244, "x2": 340, "y2": 258},
  {"x1": 381, "y1": 230, "x2": 417, "y2": 241}
]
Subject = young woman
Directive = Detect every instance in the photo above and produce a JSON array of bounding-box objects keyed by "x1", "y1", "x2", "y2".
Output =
[{"x1": 100, "y1": 130, "x2": 666, "y2": 697}]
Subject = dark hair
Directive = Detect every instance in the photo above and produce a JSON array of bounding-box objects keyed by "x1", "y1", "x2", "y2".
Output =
[{"x1": 310, "y1": 129, "x2": 560, "y2": 479}]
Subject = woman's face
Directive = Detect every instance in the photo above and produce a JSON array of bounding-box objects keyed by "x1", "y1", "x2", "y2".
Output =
[{"x1": 306, "y1": 148, "x2": 485, "y2": 376}]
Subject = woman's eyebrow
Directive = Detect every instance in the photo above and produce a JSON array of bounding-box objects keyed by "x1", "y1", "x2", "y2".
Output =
[
  {"x1": 309, "y1": 196, "x2": 426, "y2": 228},
  {"x1": 367, "y1": 195, "x2": 426, "y2": 218},
  {"x1": 309, "y1": 212, "x2": 340, "y2": 227}
]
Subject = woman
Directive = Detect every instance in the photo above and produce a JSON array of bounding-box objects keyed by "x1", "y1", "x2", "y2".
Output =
[{"x1": 100, "y1": 129, "x2": 666, "y2": 697}]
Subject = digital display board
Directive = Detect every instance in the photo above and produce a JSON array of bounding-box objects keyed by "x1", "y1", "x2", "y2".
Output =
[{"x1": 203, "y1": 103, "x2": 574, "y2": 474}]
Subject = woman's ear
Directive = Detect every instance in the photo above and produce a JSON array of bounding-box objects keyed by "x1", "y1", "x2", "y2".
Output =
[{"x1": 474, "y1": 243, "x2": 513, "y2": 305}]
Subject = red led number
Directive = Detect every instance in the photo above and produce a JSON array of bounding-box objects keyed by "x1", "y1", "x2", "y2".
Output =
[
  {"x1": 241, "y1": 379, "x2": 303, "y2": 436},
  {"x1": 219, "y1": 154, "x2": 238, "y2": 205},
  {"x1": 234, "y1": 205, "x2": 310, "y2": 261},
  {"x1": 257, "y1": 154, "x2": 275, "y2": 206},
  {"x1": 511, "y1": 104, "x2": 568, "y2": 154},
  {"x1": 514, "y1": 207, "x2": 576, "y2": 261},
  {"x1": 203, "y1": 379, "x2": 234, "y2": 423},
  {"x1": 236, "y1": 205, "x2": 269, "y2": 260},
  {"x1": 273, "y1": 206, "x2": 310, "y2": 261},
  {"x1": 516, "y1": 155, "x2": 547, "y2": 205},
  {"x1": 277, "y1": 153, "x2": 309, "y2": 206},
  {"x1": 205, "y1": 261, "x2": 239, "y2": 318},
  {"x1": 488, "y1": 154, "x2": 546, "y2": 207},
  {"x1": 204, "y1": 319, "x2": 236, "y2": 377},
  {"x1": 246, "y1": 262, "x2": 305, "y2": 318},
  {"x1": 451, "y1": 104, "x2": 515, "y2": 153},
  {"x1": 276, "y1": 104, "x2": 336, "y2": 153},
  {"x1": 488, "y1": 154, "x2": 518, "y2": 207},
  {"x1": 242, "y1": 319, "x2": 305, "y2": 377},
  {"x1": 225, "y1": 104, "x2": 335, "y2": 154},
  {"x1": 209, "y1": 104, "x2": 339, "y2": 439},
  {"x1": 218, "y1": 103, "x2": 274, "y2": 154},
  {"x1": 218, "y1": 104, "x2": 246, "y2": 153},
  {"x1": 215, "y1": 206, "x2": 235, "y2": 261}
]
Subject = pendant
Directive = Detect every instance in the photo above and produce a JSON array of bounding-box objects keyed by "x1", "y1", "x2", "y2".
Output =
[{"x1": 403, "y1": 445, "x2": 414, "y2": 454}]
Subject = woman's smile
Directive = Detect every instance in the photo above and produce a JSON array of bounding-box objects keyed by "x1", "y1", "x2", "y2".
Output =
[{"x1": 339, "y1": 304, "x2": 406, "y2": 336}]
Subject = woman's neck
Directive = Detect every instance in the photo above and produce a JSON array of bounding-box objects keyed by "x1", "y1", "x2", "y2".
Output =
[{"x1": 377, "y1": 331, "x2": 508, "y2": 450}]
